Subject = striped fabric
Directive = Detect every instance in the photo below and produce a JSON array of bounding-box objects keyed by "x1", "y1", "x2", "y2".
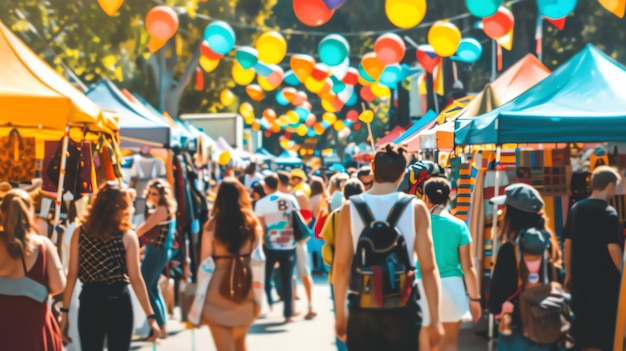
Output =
[
  {"x1": 78, "y1": 228, "x2": 129, "y2": 285},
  {"x1": 452, "y1": 163, "x2": 472, "y2": 221}
]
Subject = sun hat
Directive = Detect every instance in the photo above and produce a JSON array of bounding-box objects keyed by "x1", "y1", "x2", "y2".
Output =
[
  {"x1": 290, "y1": 168, "x2": 307, "y2": 181},
  {"x1": 490, "y1": 183, "x2": 544, "y2": 213}
]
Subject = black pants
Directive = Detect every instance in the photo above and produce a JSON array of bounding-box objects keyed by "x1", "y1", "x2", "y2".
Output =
[
  {"x1": 347, "y1": 304, "x2": 421, "y2": 351},
  {"x1": 79, "y1": 282, "x2": 133, "y2": 351},
  {"x1": 263, "y1": 248, "x2": 296, "y2": 318}
]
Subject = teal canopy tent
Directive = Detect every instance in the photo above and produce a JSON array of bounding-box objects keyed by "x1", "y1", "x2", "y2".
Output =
[
  {"x1": 393, "y1": 110, "x2": 438, "y2": 144},
  {"x1": 455, "y1": 44, "x2": 626, "y2": 145}
]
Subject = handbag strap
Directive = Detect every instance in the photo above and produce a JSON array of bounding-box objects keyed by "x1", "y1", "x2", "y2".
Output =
[{"x1": 6, "y1": 128, "x2": 24, "y2": 149}]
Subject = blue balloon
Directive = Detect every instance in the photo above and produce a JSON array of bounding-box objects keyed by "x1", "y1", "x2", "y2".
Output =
[
  {"x1": 379, "y1": 64, "x2": 404, "y2": 88},
  {"x1": 345, "y1": 90, "x2": 358, "y2": 106},
  {"x1": 235, "y1": 47, "x2": 258, "y2": 70},
  {"x1": 537, "y1": 0, "x2": 577, "y2": 19},
  {"x1": 453, "y1": 38, "x2": 483, "y2": 63},
  {"x1": 465, "y1": 0, "x2": 502, "y2": 18},
  {"x1": 284, "y1": 70, "x2": 301, "y2": 86},
  {"x1": 295, "y1": 107, "x2": 309, "y2": 121},
  {"x1": 321, "y1": 121, "x2": 331, "y2": 129},
  {"x1": 204, "y1": 21, "x2": 235, "y2": 55},
  {"x1": 275, "y1": 91, "x2": 289, "y2": 106},
  {"x1": 254, "y1": 62, "x2": 274, "y2": 77},
  {"x1": 323, "y1": 0, "x2": 347, "y2": 10},
  {"x1": 318, "y1": 34, "x2": 350, "y2": 67}
]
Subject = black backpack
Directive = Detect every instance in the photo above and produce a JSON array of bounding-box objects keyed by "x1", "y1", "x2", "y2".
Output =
[{"x1": 349, "y1": 194, "x2": 418, "y2": 310}]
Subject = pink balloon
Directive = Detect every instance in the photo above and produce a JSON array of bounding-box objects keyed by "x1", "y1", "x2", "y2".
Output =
[{"x1": 292, "y1": 91, "x2": 308, "y2": 106}]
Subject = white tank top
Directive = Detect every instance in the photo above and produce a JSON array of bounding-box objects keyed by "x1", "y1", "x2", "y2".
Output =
[{"x1": 349, "y1": 192, "x2": 417, "y2": 266}]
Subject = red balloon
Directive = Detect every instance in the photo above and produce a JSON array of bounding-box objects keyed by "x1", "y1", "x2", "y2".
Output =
[
  {"x1": 293, "y1": 0, "x2": 335, "y2": 27},
  {"x1": 201, "y1": 41, "x2": 224, "y2": 60},
  {"x1": 360, "y1": 85, "x2": 376, "y2": 102},
  {"x1": 343, "y1": 67, "x2": 359, "y2": 85},
  {"x1": 374, "y1": 33, "x2": 406, "y2": 65},
  {"x1": 482, "y1": 7, "x2": 514, "y2": 39},
  {"x1": 353, "y1": 123, "x2": 362, "y2": 131},
  {"x1": 306, "y1": 114, "x2": 317, "y2": 126},
  {"x1": 195, "y1": 67, "x2": 204, "y2": 90},
  {"x1": 346, "y1": 110, "x2": 359, "y2": 123}
]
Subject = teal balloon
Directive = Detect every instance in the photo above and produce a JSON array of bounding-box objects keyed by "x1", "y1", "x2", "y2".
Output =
[
  {"x1": 284, "y1": 70, "x2": 301, "y2": 86},
  {"x1": 254, "y1": 62, "x2": 273, "y2": 77},
  {"x1": 321, "y1": 121, "x2": 331, "y2": 128},
  {"x1": 345, "y1": 90, "x2": 358, "y2": 106},
  {"x1": 204, "y1": 21, "x2": 235, "y2": 55},
  {"x1": 307, "y1": 129, "x2": 316, "y2": 137},
  {"x1": 331, "y1": 76, "x2": 346, "y2": 93},
  {"x1": 344, "y1": 120, "x2": 354, "y2": 127},
  {"x1": 318, "y1": 34, "x2": 350, "y2": 67},
  {"x1": 275, "y1": 91, "x2": 289, "y2": 106},
  {"x1": 401, "y1": 63, "x2": 422, "y2": 77},
  {"x1": 295, "y1": 107, "x2": 309, "y2": 121},
  {"x1": 465, "y1": 0, "x2": 501, "y2": 18},
  {"x1": 379, "y1": 64, "x2": 404, "y2": 88},
  {"x1": 453, "y1": 38, "x2": 483, "y2": 63},
  {"x1": 358, "y1": 63, "x2": 376, "y2": 83},
  {"x1": 537, "y1": 0, "x2": 577, "y2": 19},
  {"x1": 235, "y1": 47, "x2": 258, "y2": 69}
]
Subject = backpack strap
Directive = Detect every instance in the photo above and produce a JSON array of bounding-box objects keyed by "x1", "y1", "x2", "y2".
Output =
[
  {"x1": 386, "y1": 195, "x2": 414, "y2": 228},
  {"x1": 351, "y1": 195, "x2": 375, "y2": 227}
]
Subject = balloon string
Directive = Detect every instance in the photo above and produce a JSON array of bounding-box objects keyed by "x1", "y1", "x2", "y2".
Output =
[{"x1": 452, "y1": 61, "x2": 458, "y2": 82}]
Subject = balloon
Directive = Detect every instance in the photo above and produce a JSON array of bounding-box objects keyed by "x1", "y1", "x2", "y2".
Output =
[
  {"x1": 290, "y1": 54, "x2": 316, "y2": 81},
  {"x1": 385, "y1": 0, "x2": 427, "y2": 29},
  {"x1": 428, "y1": 21, "x2": 462, "y2": 57},
  {"x1": 359, "y1": 110, "x2": 374, "y2": 124},
  {"x1": 284, "y1": 70, "x2": 301, "y2": 86},
  {"x1": 218, "y1": 151, "x2": 231, "y2": 166},
  {"x1": 220, "y1": 89, "x2": 235, "y2": 106},
  {"x1": 287, "y1": 110, "x2": 300, "y2": 124},
  {"x1": 276, "y1": 91, "x2": 290, "y2": 106},
  {"x1": 266, "y1": 65, "x2": 285, "y2": 86},
  {"x1": 271, "y1": 123, "x2": 282, "y2": 133},
  {"x1": 361, "y1": 52, "x2": 386, "y2": 80},
  {"x1": 201, "y1": 41, "x2": 224, "y2": 59},
  {"x1": 333, "y1": 120, "x2": 345, "y2": 132},
  {"x1": 296, "y1": 124, "x2": 308, "y2": 136},
  {"x1": 295, "y1": 107, "x2": 310, "y2": 121},
  {"x1": 322, "y1": 0, "x2": 347, "y2": 10},
  {"x1": 346, "y1": 110, "x2": 359, "y2": 122},
  {"x1": 199, "y1": 56, "x2": 219, "y2": 72},
  {"x1": 453, "y1": 38, "x2": 483, "y2": 63},
  {"x1": 416, "y1": 45, "x2": 440, "y2": 73},
  {"x1": 258, "y1": 73, "x2": 280, "y2": 91},
  {"x1": 239, "y1": 102, "x2": 254, "y2": 119},
  {"x1": 345, "y1": 89, "x2": 358, "y2": 106},
  {"x1": 465, "y1": 0, "x2": 501, "y2": 18},
  {"x1": 204, "y1": 21, "x2": 236, "y2": 55},
  {"x1": 312, "y1": 63, "x2": 331, "y2": 81},
  {"x1": 98, "y1": 0, "x2": 124, "y2": 16},
  {"x1": 301, "y1": 101, "x2": 313, "y2": 111},
  {"x1": 305, "y1": 114, "x2": 317, "y2": 126},
  {"x1": 322, "y1": 112, "x2": 337, "y2": 124},
  {"x1": 256, "y1": 31, "x2": 287, "y2": 64},
  {"x1": 232, "y1": 61, "x2": 256, "y2": 85},
  {"x1": 146, "y1": 6, "x2": 179, "y2": 40},
  {"x1": 319, "y1": 34, "x2": 350, "y2": 66},
  {"x1": 313, "y1": 122, "x2": 326, "y2": 136},
  {"x1": 281, "y1": 87, "x2": 297, "y2": 103},
  {"x1": 357, "y1": 63, "x2": 376, "y2": 83},
  {"x1": 293, "y1": 0, "x2": 335, "y2": 27},
  {"x1": 374, "y1": 33, "x2": 406, "y2": 64},
  {"x1": 537, "y1": 0, "x2": 577, "y2": 19},
  {"x1": 360, "y1": 85, "x2": 376, "y2": 102},
  {"x1": 337, "y1": 84, "x2": 353, "y2": 102},
  {"x1": 371, "y1": 83, "x2": 391, "y2": 98},
  {"x1": 482, "y1": 7, "x2": 514, "y2": 39},
  {"x1": 304, "y1": 77, "x2": 326, "y2": 93},
  {"x1": 331, "y1": 76, "x2": 346, "y2": 94},
  {"x1": 379, "y1": 64, "x2": 404, "y2": 88},
  {"x1": 246, "y1": 84, "x2": 264, "y2": 101},
  {"x1": 263, "y1": 108, "x2": 277, "y2": 122},
  {"x1": 598, "y1": 0, "x2": 626, "y2": 18},
  {"x1": 329, "y1": 58, "x2": 350, "y2": 80},
  {"x1": 254, "y1": 62, "x2": 274, "y2": 77},
  {"x1": 235, "y1": 47, "x2": 258, "y2": 69},
  {"x1": 343, "y1": 67, "x2": 359, "y2": 85},
  {"x1": 251, "y1": 121, "x2": 261, "y2": 131},
  {"x1": 292, "y1": 91, "x2": 308, "y2": 106}
]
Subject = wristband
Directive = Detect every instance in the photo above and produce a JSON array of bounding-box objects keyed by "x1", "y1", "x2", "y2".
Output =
[
  {"x1": 60, "y1": 307, "x2": 69, "y2": 313},
  {"x1": 147, "y1": 314, "x2": 157, "y2": 320},
  {"x1": 469, "y1": 297, "x2": 481, "y2": 302}
]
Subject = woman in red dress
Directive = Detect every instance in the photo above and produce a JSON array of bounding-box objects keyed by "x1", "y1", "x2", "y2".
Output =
[{"x1": 0, "y1": 189, "x2": 66, "y2": 351}]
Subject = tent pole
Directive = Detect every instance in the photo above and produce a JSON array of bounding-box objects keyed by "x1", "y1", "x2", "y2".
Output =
[
  {"x1": 52, "y1": 125, "x2": 71, "y2": 247},
  {"x1": 488, "y1": 145, "x2": 502, "y2": 340}
]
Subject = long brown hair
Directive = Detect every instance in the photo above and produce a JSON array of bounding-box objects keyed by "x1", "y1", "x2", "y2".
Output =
[
  {"x1": 143, "y1": 178, "x2": 177, "y2": 218},
  {"x1": 0, "y1": 189, "x2": 37, "y2": 259},
  {"x1": 211, "y1": 177, "x2": 256, "y2": 255},
  {"x1": 81, "y1": 183, "x2": 132, "y2": 240},
  {"x1": 501, "y1": 205, "x2": 562, "y2": 270}
]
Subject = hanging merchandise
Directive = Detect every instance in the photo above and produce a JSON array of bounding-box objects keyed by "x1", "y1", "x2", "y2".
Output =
[
  {"x1": 385, "y1": 0, "x2": 427, "y2": 29},
  {"x1": 360, "y1": 52, "x2": 386, "y2": 80},
  {"x1": 199, "y1": 56, "x2": 219, "y2": 72},
  {"x1": 98, "y1": 0, "x2": 124, "y2": 16},
  {"x1": 0, "y1": 129, "x2": 36, "y2": 183},
  {"x1": 246, "y1": 84, "x2": 265, "y2": 102},
  {"x1": 293, "y1": 0, "x2": 335, "y2": 27},
  {"x1": 290, "y1": 54, "x2": 316, "y2": 82},
  {"x1": 256, "y1": 32, "x2": 287, "y2": 65},
  {"x1": 43, "y1": 138, "x2": 93, "y2": 197}
]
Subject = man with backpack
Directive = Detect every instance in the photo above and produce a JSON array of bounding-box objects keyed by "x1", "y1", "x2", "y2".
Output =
[{"x1": 333, "y1": 143, "x2": 443, "y2": 350}]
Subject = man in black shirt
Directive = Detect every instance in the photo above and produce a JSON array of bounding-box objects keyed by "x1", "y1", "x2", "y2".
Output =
[{"x1": 564, "y1": 166, "x2": 624, "y2": 351}]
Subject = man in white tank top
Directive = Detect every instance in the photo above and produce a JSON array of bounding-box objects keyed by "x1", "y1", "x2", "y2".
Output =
[{"x1": 333, "y1": 144, "x2": 444, "y2": 351}]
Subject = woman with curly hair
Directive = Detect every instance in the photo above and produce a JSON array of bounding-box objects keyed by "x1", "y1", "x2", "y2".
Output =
[
  {"x1": 135, "y1": 178, "x2": 177, "y2": 339},
  {"x1": 61, "y1": 183, "x2": 159, "y2": 350},
  {"x1": 0, "y1": 189, "x2": 66, "y2": 351},
  {"x1": 201, "y1": 177, "x2": 263, "y2": 351}
]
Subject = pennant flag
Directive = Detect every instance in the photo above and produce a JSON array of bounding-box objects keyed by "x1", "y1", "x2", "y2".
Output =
[
  {"x1": 418, "y1": 73, "x2": 428, "y2": 95},
  {"x1": 546, "y1": 17, "x2": 566, "y2": 30},
  {"x1": 433, "y1": 62, "x2": 444, "y2": 96},
  {"x1": 498, "y1": 27, "x2": 514, "y2": 51},
  {"x1": 599, "y1": 0, "x2": 626, "y2": 18}
]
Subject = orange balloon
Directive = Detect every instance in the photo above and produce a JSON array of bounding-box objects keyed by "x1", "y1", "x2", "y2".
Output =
[
  {"x1": 292, "y1": 91, "x2": 308, "y2": 106},
  {"x1": 146, "y1": 6, "x2": 179, "y2": 40},
  {"x1": 263, "y1": 108, "x2": 277, "y2": 122},
  {"x1": 246, "y1": 84, "x2": 264, "y2": 101},
  {"x1": 271, "y1": 122, "x2": 282, "y2": 133},
  {"x1": 282, "y1": 87, "x2": 297, "y2": 103},
  {"x1": 290, "y1": 54, "x2": 316, "y2": 82},
  {"x1": 305, "y1": 114, "x2": 317, "y2": 126},
  {"x1": 98, "y1": 0, "x2": 124, "y2": 16},
  {"x1": 301, "y1": 101, "x2": 313, "y2": 111},
  {"x1": 360, "y1": 52, "x2": 385, "y2": 80},
  {"x1": 293, "y1": 0, "x2": 335, "y2": 27}
]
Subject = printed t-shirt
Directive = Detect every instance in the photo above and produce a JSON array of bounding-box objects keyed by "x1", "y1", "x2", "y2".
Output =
[{"x1": 255, "y1": 192, "x2": 299, "y2": 250}]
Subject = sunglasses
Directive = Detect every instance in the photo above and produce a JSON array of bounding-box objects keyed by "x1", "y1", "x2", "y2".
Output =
[
  {"x1": 362, "y1": 181, "x2": 374, "y2": 187},
  {"x1": 148, "y1": 192, "x2": 159, "y2": 197}
]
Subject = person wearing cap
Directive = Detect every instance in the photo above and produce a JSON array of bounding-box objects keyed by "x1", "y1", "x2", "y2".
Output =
[
  {"x1": 487, "y1": 183, "x2": 562, "y2": 350},
  {"x1": 563, "y1": 166, "x2": 623, "y2": 351},
  {"x1": 290, "y1": 168, "x2": 311, "y2": 199}
]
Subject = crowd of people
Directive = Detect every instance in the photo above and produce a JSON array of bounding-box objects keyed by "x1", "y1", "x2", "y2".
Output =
[{"x1": 0, "y1": 142, "x2": 624, "y2": 351}]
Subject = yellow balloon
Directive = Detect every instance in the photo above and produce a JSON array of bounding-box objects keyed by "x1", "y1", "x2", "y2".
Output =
[
  {"x1": 218, "y1": 151, "x2": 231, "y2": 166},
  {"x1": 220, "y1": 89, "x2": 235, "y2": 106},
  {"x1": 278, "y1": 114, "x2": 290, "y2": 125},
  {"x1": 428, "y1": 21, "x2": 462, "y2": 57},
  {"x1": 371, "y1": 83, "x2": 391, "y2": 98},
  {"x1": 199, "y1": 56, "x2": 219, "y2": 72},
  {"x1": 244, "y1": 114, "x2": 254, "y2": 125},
  {"x1": 239, "y1": 102, "x2": 254, "y2": 120},
  {"x1": 258, "y1": 75, "x2": 279, "y2": 91},
  {"x1": 333, "y1": 120, "x2": 345, "y2": 131},
  {"x1": 385, "y1": 0, "x2": 427, "y2": 29},
  {"x1": 358, "y1": 75, "x2": 375, "y2": 86},
  {"x1": 287, "y1": 110, "x2": 300, "y2": 124},
  {"x1": 304, "y1": 77, "x2": 326, "y2": 94},
  {"x1": 296, "y1": 124, "x2": 308, "y2": 136},
  {"x1": 256, "y1": 31, "x2": 287, "y2": 65},
  {"x1": 321, "y1": 99, "x2": 338, "y2": 113},
  {"x1": 359, "y1": 110, "x2": 374, "y2": 124},
  {"x1": 322, "y1": 112, "x2": 337, "y2": 125},
  {"x1": 232, "y1": 61, "x2": 256, "y2": 85}
]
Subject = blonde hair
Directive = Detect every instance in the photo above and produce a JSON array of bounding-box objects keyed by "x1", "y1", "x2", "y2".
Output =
[
  {"x1": 328, "y1": 173, "x2": 349, "y2": 195},
  {"x1": 1, "y1": 189, "x2": 37, "y2": 259}
]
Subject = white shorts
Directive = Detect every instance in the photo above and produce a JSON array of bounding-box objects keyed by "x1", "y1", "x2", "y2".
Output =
[
  {"x1": 295, "y1": 241, "x2": 311, "y2": 278},
  {"x1": 417, "y1": 276, "x2": 471, "y2": 326}
]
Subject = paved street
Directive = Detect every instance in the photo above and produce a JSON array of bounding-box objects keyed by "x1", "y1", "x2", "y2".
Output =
[{"x1": 131, "y1": 276, "x2": 492, "y2": 351}]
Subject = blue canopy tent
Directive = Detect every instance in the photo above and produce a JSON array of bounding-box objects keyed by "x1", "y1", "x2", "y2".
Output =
[
  {"x1": 87, "y1": 80, "x2": 170, "y2": 148},
  {"x1": 131, "y1": 93, "x2": 194, "y2": 148},
  {"x1": 276, "y1": 150, "x2": 302, "y2": 170},
  {"x1": 455, "y1": 45, "x2": 626, "y2": 145},
  {"x1": 393, "y1": 110, "x2": 439, "y2": 144}
]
